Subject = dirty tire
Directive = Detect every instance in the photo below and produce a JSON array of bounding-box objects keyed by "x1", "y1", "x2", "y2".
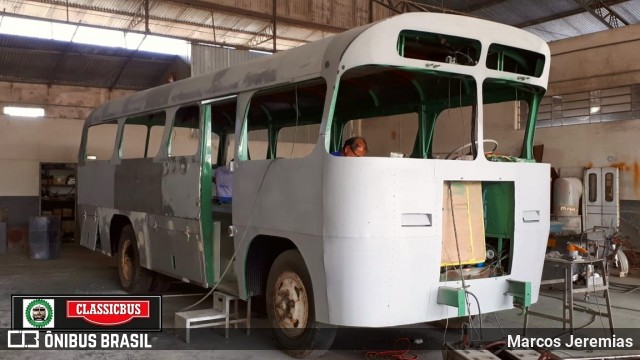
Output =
[
  {"x1": 266, "y1": 250, "x2": 336, "y2": 358},
  {"x1": 117, "y1": 225, "x2": 153, "y2": 294},
  {"x1": 149, "y1": 272, "x2": 173, "y2": 293}
]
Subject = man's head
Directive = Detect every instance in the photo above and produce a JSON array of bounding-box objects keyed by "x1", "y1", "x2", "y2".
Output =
[{"x1": 342, "y1": 137, "x2": 368, "y2": 157}]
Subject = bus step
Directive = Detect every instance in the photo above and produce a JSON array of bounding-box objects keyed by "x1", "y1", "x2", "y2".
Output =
[{"x1": 175, "y1": 291, "x2": 251, "y2": 343}]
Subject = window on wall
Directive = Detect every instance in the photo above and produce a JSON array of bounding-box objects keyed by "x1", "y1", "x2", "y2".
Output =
[
  {"x1": 170, "y1": 105, "x2": 200, "y2": 157},
  {"x1": 245, "y1": 79, "x2": 326, "y2": 160},
  {"x1": 519, "y1": 85, "x2": 640, "y2": 129},
  {"x1": 85, "y1": 120, "x2": 118, "y2": 160},
  {"x1": 121, "y1": 111, "x2": 166, "y2": 159}
]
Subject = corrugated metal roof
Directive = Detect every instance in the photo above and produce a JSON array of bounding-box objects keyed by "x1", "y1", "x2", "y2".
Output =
[
  {"x1": 612, "y1": 1, "x2": 640, "y2": 23},
  {"x1": 1, "y1": 0, "x2": 639, "y2": 90},
  {"x1": 0, "y1": 33, "x2": 182, "y2": 90}
]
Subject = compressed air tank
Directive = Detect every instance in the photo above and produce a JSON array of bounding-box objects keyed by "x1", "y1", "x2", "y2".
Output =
[{"x1": 553, "y1": 177, "x2": 582, "y2": 216}]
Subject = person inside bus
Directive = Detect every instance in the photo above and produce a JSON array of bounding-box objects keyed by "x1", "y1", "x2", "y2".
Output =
[
  {"x1": 214, "y1": 160, "x2": 233, "y2": 204},
  {"x1": 331, "y1": 136, "x2": 368, "y2": 157}
]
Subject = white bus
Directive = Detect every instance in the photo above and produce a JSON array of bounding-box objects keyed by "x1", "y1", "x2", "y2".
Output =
[{"x1": 78, "y1": 12, "x2": 551, "y2": 356}]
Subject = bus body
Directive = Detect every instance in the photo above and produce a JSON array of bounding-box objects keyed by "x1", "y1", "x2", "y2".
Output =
[{"x1": 78, "y1": 12, "x2": 551, "y2": 355}]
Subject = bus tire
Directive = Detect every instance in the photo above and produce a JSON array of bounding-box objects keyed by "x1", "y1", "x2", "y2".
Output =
[
  {"x1": 266, "y1": 250, "x2": 336, "y2": 358},
  {"x1": 117, "y1": 225, "x2": 153, "y2": 294},
  {"x1": 149, "y1": 272, "x2": 173, "y2": 293}
]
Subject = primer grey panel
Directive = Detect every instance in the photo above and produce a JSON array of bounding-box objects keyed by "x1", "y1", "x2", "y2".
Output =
[
  {"x1": 161, "y1": 156, "x2": 201, "y2": 219},
  {"x1": 78, "y1": 161, "x2": 115, "y2": 208},
  {"x1": 79, "y1": 204, "x2": 98, "y2": 250},
  {"x1": 114, "y1": 158, "x2": 163, "y2": 214},
  {"x1": 147, "y1": 214, "x2": 205, "y2": 285}
]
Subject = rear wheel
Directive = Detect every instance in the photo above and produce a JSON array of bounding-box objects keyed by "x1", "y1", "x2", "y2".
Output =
[
  {"x1": 117, "y1": 225, "x2": 153, "y2": 293},
  {"x1": 266, "y1": 250, "x2": 336, "y2": 358},
  {"x1": 149, "y1": 272, "x2": 173, "y2": 293}
]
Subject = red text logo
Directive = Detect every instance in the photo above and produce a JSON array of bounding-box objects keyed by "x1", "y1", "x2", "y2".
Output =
[{"x1": 66, "y1": 301, "x2": 150, "y2": 326}]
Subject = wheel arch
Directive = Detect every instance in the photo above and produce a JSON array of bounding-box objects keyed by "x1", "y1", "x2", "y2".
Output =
[
  {"x1": 244, "y1": 235, "x2": 296, "y2": 297},
  {"x1": 110, "y1": 214, "x2": 132, "y2": 256},
  {"x1": 240, "y1": 233, "x2": 330, "y2": 324}
]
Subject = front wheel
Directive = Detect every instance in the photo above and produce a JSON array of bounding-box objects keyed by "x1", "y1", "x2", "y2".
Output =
[{"x1": 266, "y1": 250, "x2": 336, "y2": 358}]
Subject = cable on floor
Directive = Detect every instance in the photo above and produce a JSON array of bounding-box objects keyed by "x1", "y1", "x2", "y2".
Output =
[{"x1": 365, "y1": 338, "x2": 417, "y2": 360}]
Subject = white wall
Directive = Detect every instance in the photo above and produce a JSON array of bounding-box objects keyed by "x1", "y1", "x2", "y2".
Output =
[
  {"x1": 0, "y1": 160, "x2": 39, "y2": 196},
  {"x1": 0, "y1": 82, "x2": 134, "y2": 196}
]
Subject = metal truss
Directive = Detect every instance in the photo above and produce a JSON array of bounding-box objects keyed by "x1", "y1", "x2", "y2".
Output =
[{"x1": 574, "y1": 0, "x2": 629, "y2": 28}]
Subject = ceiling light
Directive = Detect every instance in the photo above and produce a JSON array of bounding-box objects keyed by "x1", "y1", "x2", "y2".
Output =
[
  {"x1": 590, "y1": 106, "x2": 601, "y2": 114},
  {"x1": 3, "y1": 106, "x2": 45, "y2": 117}
]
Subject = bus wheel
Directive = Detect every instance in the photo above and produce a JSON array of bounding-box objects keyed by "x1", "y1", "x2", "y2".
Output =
[
  {"x1": 117, "y1": 225, "x2": 153, "y2": 293},
  {"x1": 266, "y1": 250, "x2": 336, "y2": 358}
]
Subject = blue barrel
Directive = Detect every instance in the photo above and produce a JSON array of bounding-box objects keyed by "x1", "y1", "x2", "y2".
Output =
[{"x1": 29, "y1": 216, "x2": 61, "y2": 260}]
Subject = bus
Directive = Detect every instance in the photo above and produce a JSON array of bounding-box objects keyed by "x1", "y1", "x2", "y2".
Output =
[{"x1": 78, "y1": 12, "x2": 551, "y2": 357}]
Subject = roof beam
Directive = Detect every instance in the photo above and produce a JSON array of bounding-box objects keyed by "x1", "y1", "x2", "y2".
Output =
[
  {"x1": 515, "y1": 0, "x2": 628, "y2": 28},
  {"x1": 47, "y1": 25, "x2": 80, "y2": 86},
  {"x1": 168, "y1": 0, "x2": 347, "y2": 33},
  {"x1": 460, "y1": 0, "x2": 510, "y2": 13},
  {"x1": 371, "y1": 0, "x2": 470, "y2": 16},
  {"x1": 0, "y1": 8, "x2": 306, "y2": 51},
  {"x1": 573, "y1": 0, "x2": 629, "y2": 28}
]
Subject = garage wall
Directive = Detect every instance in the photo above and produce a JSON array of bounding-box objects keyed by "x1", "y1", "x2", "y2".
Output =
[
  {"x1": 0, "y1": 82, "x2": 134, "y2": 225},
  {"x1": 473, "y1": 24, "x2": 640, "y2": 245}
]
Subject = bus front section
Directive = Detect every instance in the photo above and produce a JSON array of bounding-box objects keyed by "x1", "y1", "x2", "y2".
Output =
[{"x1": 322, "y1": 27, "x2": 550, "y2": 327}]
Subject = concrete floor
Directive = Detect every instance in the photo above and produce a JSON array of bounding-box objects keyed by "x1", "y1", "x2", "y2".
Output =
[{"x1": 2, "y1": 244, "x2": 640, "y2": 359}]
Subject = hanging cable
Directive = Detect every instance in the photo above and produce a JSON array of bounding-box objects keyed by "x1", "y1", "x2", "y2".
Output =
[{"x1": 180, "y1": 158, "x2": 279, "y2": 311}]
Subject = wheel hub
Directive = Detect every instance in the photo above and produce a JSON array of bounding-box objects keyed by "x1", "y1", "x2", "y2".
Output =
[{"x1": 273, "y1": 270, "x2": 308, "y2": 336}]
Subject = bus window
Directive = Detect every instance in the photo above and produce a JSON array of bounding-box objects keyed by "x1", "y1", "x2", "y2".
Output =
[
  {"x1": 248, "y1": 129, "x2": 268, "y2": 160},
  {"x1": 121, "y1": 111, "x2": 166, "y2": 159},
  {"x1": 432, "y1": 102, "x2": 477, "y2": 160},
  {"x1": 482, "y1": 79, "x2": 544, "y2": 161},
  {"x1": 332, "y1": 66, "x2": 475, "y2": 159},
  {"x1": 226, "y1": 135, "x2": 236, "y2": 164},
  {"x1": 121, "y1": 124, "x2": 147, "y2": 159},
  {"x1": 209, "y1": 96, "x2": 237, "y2": 165},
  {"x1": 211, "y1": 132, "x2": 220, "y2": 162},
  {"x1": 170, "y1": 105, "x2": 200, "y2": 157},
  {"x1": 341, "y1": 115, "x2": 417, "y2": 157},
  {"x1": 276, "y1": 124, "x2": 319, "y2": 158},
  {"x1": 246, "y1": 79, "x2": 326, "y2": 160},
  {"x1": 85, "y1": 120, "x2": 118, "y2": 160}
]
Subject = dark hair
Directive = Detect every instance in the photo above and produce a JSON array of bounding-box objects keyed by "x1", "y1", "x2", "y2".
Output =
[{"x1": 343, "y1": 136, "x2": 367, "y2": 153}]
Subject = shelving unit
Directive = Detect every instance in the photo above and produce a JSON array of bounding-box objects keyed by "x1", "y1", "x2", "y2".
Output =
[{"x1": 40, "y1": 163, "x2": 77, "y2": 242}]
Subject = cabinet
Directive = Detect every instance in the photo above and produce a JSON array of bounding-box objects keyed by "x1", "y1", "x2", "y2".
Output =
[{"x1": 40, "y1": 163, "x2": 77, "y2": 242}]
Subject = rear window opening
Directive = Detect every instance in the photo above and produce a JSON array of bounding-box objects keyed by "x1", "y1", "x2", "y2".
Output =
[{"x1": 398, "y1": 30, "x2": 481, "y2": 66}]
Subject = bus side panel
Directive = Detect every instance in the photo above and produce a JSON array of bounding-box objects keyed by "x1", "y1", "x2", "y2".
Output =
[
  {"x1": 78, "y1": 161, "x2": 115, "y2": 252},
  {"x1": 114, "y1": 159, "x2": 163, "y2": 214},
  {"x1": 147, "y1": 214, "x2": 205, "y2": 285},
  {"x1": 78, "y1": 161, "x2": 115, "y2": 208},
  {"x1": 232, "y1": 148, "x2": 329, "y2": 320}
]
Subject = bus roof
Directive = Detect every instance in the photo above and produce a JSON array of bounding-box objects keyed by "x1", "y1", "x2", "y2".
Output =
[{"x1": 85, "y1": 12, "x2": 549, "y2": 126}]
